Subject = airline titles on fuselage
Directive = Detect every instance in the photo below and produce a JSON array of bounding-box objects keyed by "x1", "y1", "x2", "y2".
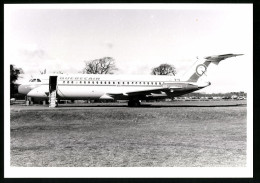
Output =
[
  {"x1": 60, "y1": 77, "x2": 101, "y2": 80},
  {"x1": 58, "y1": 76, "x2": 181, "y2": 86}
]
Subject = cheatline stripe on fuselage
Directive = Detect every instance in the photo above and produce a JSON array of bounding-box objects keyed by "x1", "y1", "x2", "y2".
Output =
[{"x1": 58, "y1": 84, "x2": 164, "y2": 87}]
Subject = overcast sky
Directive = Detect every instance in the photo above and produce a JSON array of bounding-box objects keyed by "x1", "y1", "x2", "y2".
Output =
[{"x1": 4, "y1": 4, "x2": 252, "y2": 93}]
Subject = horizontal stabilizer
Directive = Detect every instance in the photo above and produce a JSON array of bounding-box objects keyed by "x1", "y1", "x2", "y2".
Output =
[{"x1": 205, "y1": 54, "x2": 243, "y2": 62}]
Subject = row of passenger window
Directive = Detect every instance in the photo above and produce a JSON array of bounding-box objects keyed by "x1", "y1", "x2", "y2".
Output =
[{"x1": 62, "y1": 80, "x2": 164, "y2": 85}]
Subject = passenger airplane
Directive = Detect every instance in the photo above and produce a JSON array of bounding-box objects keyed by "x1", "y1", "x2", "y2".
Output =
[{"x1": 18, "y1": 54, "x2": 243, "y2": 107}]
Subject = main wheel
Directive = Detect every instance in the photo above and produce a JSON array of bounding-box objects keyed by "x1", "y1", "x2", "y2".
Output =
[
  {"x1": 128, "y1": 100, "x2": 141, "y2": 107},
  {"x1": 128, "y1": 100, "x2": 133, "y2": 107}
]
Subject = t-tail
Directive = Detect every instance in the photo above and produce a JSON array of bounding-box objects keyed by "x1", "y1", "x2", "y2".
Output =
[{"x1": 186, "y1": 54, "x2": 243, "y2": 82}]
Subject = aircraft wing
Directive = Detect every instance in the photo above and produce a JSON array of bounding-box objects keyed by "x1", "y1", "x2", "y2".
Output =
[
  {"x1": 107, "y1": 85, "x2": 183, "y2": 98},
  {"x1": 126, "y1": 86, "x2": 183, "y2": 96}
]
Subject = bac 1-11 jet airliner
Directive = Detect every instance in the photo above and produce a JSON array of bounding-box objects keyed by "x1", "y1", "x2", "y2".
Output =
[{"x1": 18, "y1": 54, "x2": 243, "y2": 107}]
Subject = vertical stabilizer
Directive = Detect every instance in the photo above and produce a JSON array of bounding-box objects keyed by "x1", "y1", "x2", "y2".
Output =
[{"x1": 186, "y1": 54, "x2": 243, "y2": 82}]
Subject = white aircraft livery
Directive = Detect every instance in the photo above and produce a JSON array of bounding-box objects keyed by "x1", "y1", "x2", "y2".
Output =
[{"x1": 18, "y1": 54, "x2": 243, "y2": 107}]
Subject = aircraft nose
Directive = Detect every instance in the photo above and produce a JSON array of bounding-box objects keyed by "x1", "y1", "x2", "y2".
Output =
[{"x1": 18, "y1": 85, "x2": 32, "y2": 95}]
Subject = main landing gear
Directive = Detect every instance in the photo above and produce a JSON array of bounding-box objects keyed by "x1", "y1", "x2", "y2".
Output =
[{"x1": 128, "y1": 100, "x2": 141, "y2": 107}]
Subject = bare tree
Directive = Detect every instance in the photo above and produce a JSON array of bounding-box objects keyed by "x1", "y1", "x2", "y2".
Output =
[
  {"x1": 40, "y1": 69, "x2": 63, "y2": 74},
  {"x1": 151, "y1": 63, "x2": 176, "y2": 76},
  {"x1": 53, "y1": 71, "x2": 63, "y2": 74},
  {"x1": 40, "y1": 69, "x2": 47, "y2": 74},
  {"x1": 82, "y1": 57, "x2": 118, "y2": 74}
]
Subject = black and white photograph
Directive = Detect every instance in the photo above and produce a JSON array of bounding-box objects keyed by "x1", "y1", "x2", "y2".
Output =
[{"x1": 4, "y1": 3, "x2": 253, "y2": 178}]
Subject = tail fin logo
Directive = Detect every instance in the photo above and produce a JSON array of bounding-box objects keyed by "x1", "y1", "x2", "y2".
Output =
[{"x1": 196, "y1": 64, "x2": 207, "y2": 76}]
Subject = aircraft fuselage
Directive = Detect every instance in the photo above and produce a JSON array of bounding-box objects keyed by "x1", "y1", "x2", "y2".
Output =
[{"x1": 19, "y1": 74, "x2": 206, "y2": 101}]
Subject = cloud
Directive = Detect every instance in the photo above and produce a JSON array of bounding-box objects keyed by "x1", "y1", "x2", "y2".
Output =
[
  {"x1": 22, "y1": 49, "x2": 46, "y2": 59},
  {"x1": 19, "y1": 44, "x2": 48, "y2": 59},
  {"x1": 106, "y1": 42, "x2": 114, "y2": 49},
  {"x1": 6, "y1": 44, "x2": 78, "y2": 74}
]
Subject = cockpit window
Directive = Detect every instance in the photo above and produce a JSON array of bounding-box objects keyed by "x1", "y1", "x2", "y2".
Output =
[{"x1": 29, "y1": 78, "x2": 41, "y2": 82}]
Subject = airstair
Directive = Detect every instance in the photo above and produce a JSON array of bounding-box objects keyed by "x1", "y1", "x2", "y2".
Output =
[
  {"x1": 49, "y1": 76, "x2": 58, "y2": 107},
  {"x1": 49, "y1": 90, "x2": 57, "y2": 107}
]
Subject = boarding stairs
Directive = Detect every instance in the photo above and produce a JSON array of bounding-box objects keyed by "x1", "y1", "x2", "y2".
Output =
[{"x1": 49, "y1": 90, "x2": 57, "y2": 107}]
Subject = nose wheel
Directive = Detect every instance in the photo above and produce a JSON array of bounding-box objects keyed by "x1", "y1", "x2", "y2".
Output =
[{"x1": 128, "y1": 100, "x2": 141, "y2": 107}]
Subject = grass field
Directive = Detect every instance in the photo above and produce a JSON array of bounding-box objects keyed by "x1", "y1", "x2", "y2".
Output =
[{"x1": 10, "y1": 101, "x2": 247, "y2": 167}]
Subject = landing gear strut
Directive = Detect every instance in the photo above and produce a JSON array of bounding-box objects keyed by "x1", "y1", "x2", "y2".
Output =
[{"x1": 128, "y1": 100, "x2": 141, "y2": 107}]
